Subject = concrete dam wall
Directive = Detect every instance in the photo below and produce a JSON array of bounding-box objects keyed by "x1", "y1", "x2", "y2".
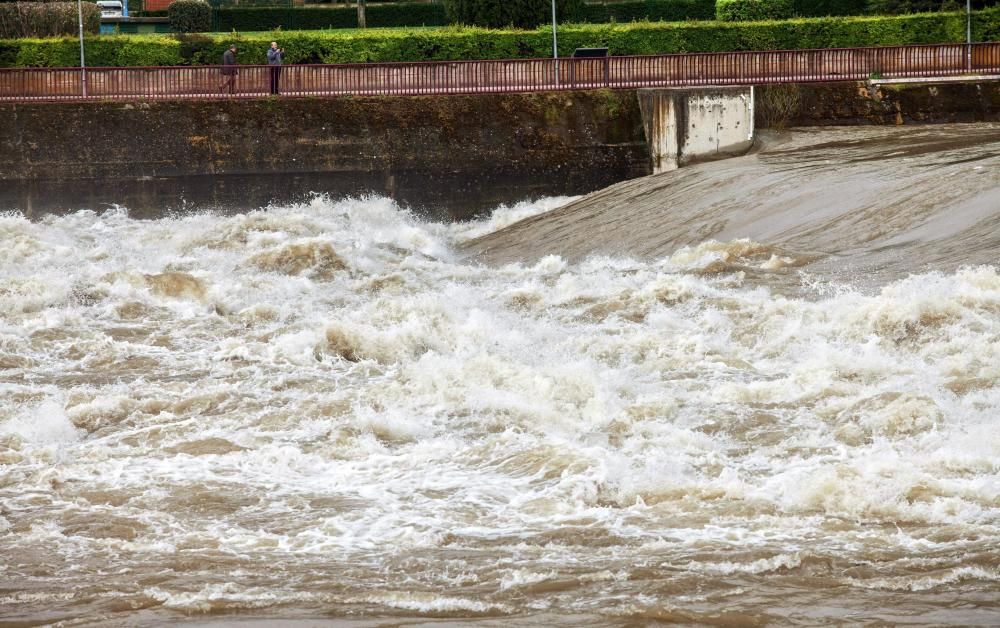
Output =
[
  {"x1": 0, "y1": 88, "x2": 755, "y2": 186},
  {"x1": 1, "y1": 81, "x2": 997, "y2": 217},
  {"x1": 0, "y1": 92, "x2": 653, "y2": 184},
  {"x1": 0, "y1": 87, "x2": 760, "y2": 217}
]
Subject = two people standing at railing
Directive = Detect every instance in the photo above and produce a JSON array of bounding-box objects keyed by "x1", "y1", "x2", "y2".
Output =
[{"x1": 218, "y1": 41, "x2": 284, "y2": 96}]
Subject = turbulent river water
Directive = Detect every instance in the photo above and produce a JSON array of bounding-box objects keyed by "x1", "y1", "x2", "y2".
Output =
[{"x1": 2, "y1": 125, "x2": 999, "y2": 627}]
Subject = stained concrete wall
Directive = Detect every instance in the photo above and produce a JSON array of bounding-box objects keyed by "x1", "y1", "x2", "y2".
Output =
[
  {"x1": 0, "y1": 92, "x2": 651, "y2": 185},
  {"x1": 2, "y1": 81, "x2": 994, "y2": 212},
  {"x1": 637, "y1": 87, "x2": 755, "y2": 174},
  {"x1": 754, "y1": 81, "x2": 1000, "y2": 127}
]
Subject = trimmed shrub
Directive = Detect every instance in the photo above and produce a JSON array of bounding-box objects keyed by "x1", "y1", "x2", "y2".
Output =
[
  {"x1": 168, "y1": 0, "x2": 211, "y2": 32},
  {"x1": 792, "y1": 0, "x2": 867, "y2": 17},
  {"x1": 717, "y1": 0, "x2": 794, "y2": 20},
  {"x1": 363, "y1": 1, "x2": 447, "y2": 26},
  {"x1": 0, "y1": 2, "x2": 99, "y2": 37},
  {"x1": 442, "y1": 0, "x2": 583, "y2": 28},
  {"x1": 981, "y1": 3, "x2": 1000, "y2": 37},
  {"x1": 174, "y1": 32, "x2": 216, "y2": 63},
  {"x1": 213, "y1": 2, "x2": 446, "y2": 31},
  {"x1": 209, "y1": 0, "x2": 292, "y2": 6},
  {"x1": 576, "y1": 0, "x2": 716, "y2": 23},
  {"x1": 795, "y1": 0, "x2": 994, "y2": 16},
  {"x1": 1, "y1": 8, "x2": 997, "y2": 67},
  {"x1": 865, "y1": 0, "x2": 960, "y2": 13}
]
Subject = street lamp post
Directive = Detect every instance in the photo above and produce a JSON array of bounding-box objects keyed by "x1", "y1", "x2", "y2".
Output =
[
  {"x1": 77, "y1": 0, "x2": 87, "y2": 97},
  {"x1": 966, "y1": 0, "x2": 972, "y2": 71},
  {"x1": 551, "y1": 0, "x2": 559, "y2": 85}
]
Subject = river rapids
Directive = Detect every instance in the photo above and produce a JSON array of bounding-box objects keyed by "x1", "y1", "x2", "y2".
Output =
[{"x1": 1, "y1": 125, "x2": 999, "y2": 626}]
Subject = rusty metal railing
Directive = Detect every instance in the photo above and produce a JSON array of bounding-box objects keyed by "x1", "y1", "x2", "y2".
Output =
[{"x1": 1, "y1": 42, "x2": 998, "y2": 102}]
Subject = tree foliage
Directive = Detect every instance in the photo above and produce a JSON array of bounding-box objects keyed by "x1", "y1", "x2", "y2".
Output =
[
  {"x1": 0, "y1": 1, "x2": 98, "y2": 38},
  {"x1": 168, "y1": 0, "x2": 211, "y2": 33}
]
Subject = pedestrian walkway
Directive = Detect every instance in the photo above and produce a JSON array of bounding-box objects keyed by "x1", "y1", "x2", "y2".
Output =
[{"x1": 1, "y1": 42, "x2": 998, "y2": 102}]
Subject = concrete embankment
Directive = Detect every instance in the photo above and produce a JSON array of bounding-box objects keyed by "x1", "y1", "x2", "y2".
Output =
[
  {"x1": 0, "y1": 87, "x2": 756, "y2": 182},
  {"x1": 1, "y1": 81, "x2": 998, "y2": 217},
  {"x1": 0, "y1": 92, "x2": 651, "y2": 183},
  {"x1": 757, "y1": 80, "x2": 1000, "y2": 126},
  {"x1": 0, "y1": 87, "x2": 755, "y2": 217}
]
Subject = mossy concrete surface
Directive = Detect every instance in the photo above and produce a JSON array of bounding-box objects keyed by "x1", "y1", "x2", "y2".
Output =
[
  {"x1": 4, "y1": 83, "x2": 997, "y2": 194},
  {"x1": 756, "y1": 81, "x2": 1000, "y2": 128},
  {"x1": 0, "y1": 91, "x2": 651, "y2": 184}
]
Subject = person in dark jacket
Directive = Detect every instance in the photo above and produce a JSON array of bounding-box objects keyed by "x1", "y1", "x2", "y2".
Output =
[
  {"x1": 219, "y1": 44, "x2": 238, "y2": 94},
  {"x1": 267, "y1": 41, "x2": 284, "y2": 95}
]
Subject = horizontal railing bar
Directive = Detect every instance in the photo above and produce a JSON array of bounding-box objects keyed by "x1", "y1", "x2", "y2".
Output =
[{"x1": 0, "y1": 42, "x2": 997, "y2": 103}]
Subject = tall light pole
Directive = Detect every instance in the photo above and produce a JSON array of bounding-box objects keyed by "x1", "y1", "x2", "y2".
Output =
[
  {"x1": 551, "y1": 0, "x2": 558, "y2": 59},
  {"x1": 77, "y1": 0, "x2": 87, "y2": 97},
  {"x1": 551, "y1": 0, "x2": 559, "y2": 85},
  {"x1": 966, "y1": 0, "x2": 972, "y2": 71}
]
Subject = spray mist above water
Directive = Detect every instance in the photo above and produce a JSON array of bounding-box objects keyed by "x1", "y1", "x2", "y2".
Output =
[{"x1": 2, "y1": 129, "x2": 1000, "y2": 627}]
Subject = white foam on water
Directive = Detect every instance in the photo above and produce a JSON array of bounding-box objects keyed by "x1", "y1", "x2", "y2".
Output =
[
  {"x1": 684, "y1": 552, "x2": 803, "y2": 575},
  {"x1": 359, "y1": 591, "x2": 508, "y2": 614},
  {"x1": 2, "y1": 195, "x2": 999, "y2": 621},
  {"x1": 846, "y1": 566, "x2": 1000, "y2": 592},
  {"x1": 445, "y1": 196, "x2": 578, "y2": 242},
  {"x1": 1, "y1": 400, "x2": 82, "y2": 446},
  {"x1": 144, "y1": 584, "x2": 315, "y2": 611},
  {"x1": 499, "y1": 568, "x2": 563, "y2": 590}
]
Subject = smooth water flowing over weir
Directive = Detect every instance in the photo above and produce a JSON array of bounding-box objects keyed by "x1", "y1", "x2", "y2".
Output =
[{"x1": 1, "y1": 125, "x2": 999, "y2": 626}]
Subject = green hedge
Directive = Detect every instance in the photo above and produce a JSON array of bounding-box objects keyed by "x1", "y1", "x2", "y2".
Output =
[
  {"x1": 793, "y1": 0, "x2": 868, "y2": 17},
  {"x1": 213, "y1": 3, "x2": 446, "y2": 30},
  {"x1": 717, "y1": 0, "x2": 794, "y2": 20},
  {"x1": 866, "y1": 0, "x2": 959, "y2": 13},
  {"x1": 0, "y1": 7, "x2": 997, "y2": 67},
  {"x1": 209, "y1": 0, "x2": 292, "y2": 6},
  {"x1": 804, "y1": 0, "x2": 995, "y2": 16},
  {"x1": 576, "y1": 0, "x2": 716, "y2": 22},
  {"x1": 185, "y1": 0, "x2": 1000, "y2": 32},
  {"x1": 442, "y1": 0, "x2": 583, "y2": 28},
  {"x1": 209, "y1": 0, "x2": 1000, "y2": 33},
  {"x1": 214, "y1": 0, "x2": 716, "y2": 31}
]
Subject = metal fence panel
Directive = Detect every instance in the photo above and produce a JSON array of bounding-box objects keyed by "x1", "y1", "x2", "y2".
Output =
[{"x1": 0, "y1": 43, "x2": 998, "y2": 102}]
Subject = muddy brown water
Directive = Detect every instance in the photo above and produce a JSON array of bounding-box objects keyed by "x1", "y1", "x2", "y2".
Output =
[
  {"x1": 462, "y1": 124, "x2": 1000, "y2": 291},
  {"x1": 1, "y1": 124, "x2": 999, "y2": 626}
]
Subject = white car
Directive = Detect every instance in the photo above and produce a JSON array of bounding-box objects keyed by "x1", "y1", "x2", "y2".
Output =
[{"x1": 96, "y1": 0, "x2": 123, "y2": 17}]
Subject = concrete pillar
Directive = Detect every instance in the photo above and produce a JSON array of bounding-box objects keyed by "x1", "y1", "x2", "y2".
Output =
[{"x1": 637, "y1": 86, "x2": 755, "y2": 174}]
